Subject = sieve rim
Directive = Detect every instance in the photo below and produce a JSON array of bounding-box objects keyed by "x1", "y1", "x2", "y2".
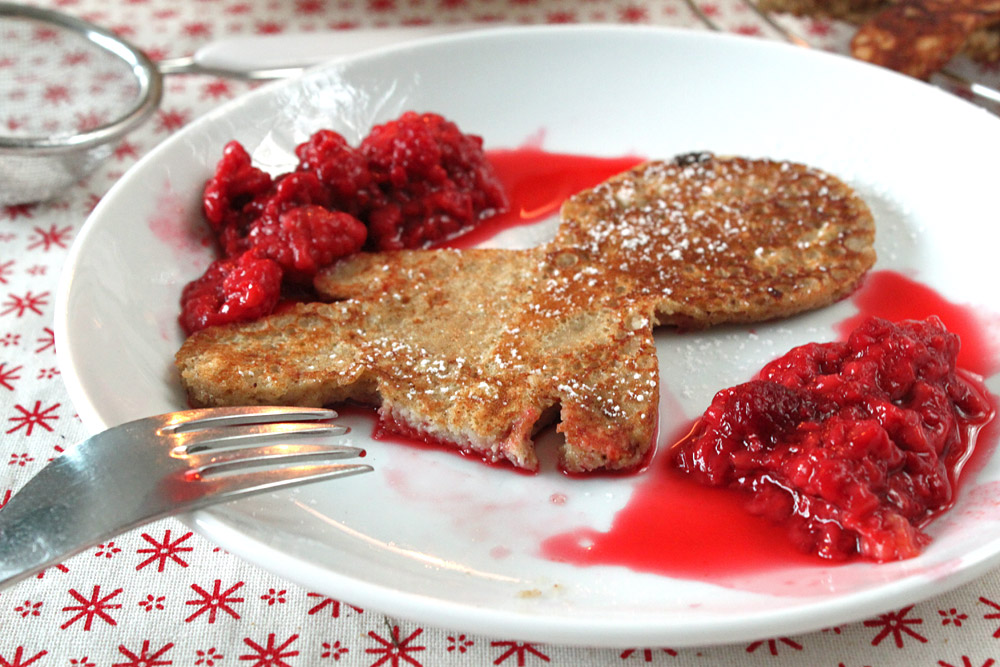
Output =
[{"x1": 0, "y1": 2, "x2": 164, "y2": 155}]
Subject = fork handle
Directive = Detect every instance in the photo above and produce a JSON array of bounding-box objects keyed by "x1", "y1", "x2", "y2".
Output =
[{"x1": 0, "y1": 452, "x2": 128, "y2": 588}]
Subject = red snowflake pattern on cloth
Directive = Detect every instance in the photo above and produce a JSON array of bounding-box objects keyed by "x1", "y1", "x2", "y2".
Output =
[
  {"x1": 0, "y1": 648, "x2": 47, "y2": 667},
  {"x1": 1, "y1": 291, "x2": 49, "y2": 318},
  {"x1": 113, "y1": 641, "x2": 173, "y2": 667},
  {"x1": 938, "y1": 659, "x2": 996, "y2": 667},
  {"x1": 7, "y1": 401, "x2": 59, "y2": 435},
  {"x1": 60, "y1": 585, "x2": 124, "y2": 630},
  {"x1": 156, "y1": 108, "x2": 190, "y2": 133},
  {"x1": 0, "y1": 362, "x2": 21, "y2": 390},
  {"x1": 746, "y1": 637, "x2": 803, "y2": 655},
  {"x1": 366, "y1": 627, "x2": 425, "y2": 667},
  {"x1": 138, "y1": 594, "x2": 167, "y2": 612},
  {"x1": 260, "y1": 588, "x2": 287, "y2": 605},
  {"x1": 26, "y1": 224, "x2": 73, "y2": 251},
  {"x1": 2, "y1": 203, "x2": 36, "y2": 220},
  {"x1": 320, "y1": 640, "x2": 349, "y2": 660},
  {"x1": 14, "y1": 600, "x2": 43, "y2": 618},
  {"x1": 136, "y1": 529, "x2": 194, "y2": 572},
  {"x1": 980, "y1": 595, "x2": 1000, "y2": 636},
  {"x1": 446, "y1": 634, "x2": 474, "y2": 654},
  {"x1": 36, "y1": 562, "x2": 69, "y2": 579},
  {"x1": 193, "y1": 647, "x2": 224, "y2": 666},
  {"x1": 864, "y1": 605, "x2": 927, "y2": 648},
  {"x1": 306, "y1": 593, "x2": 363, "y2": 618},
  {"x1": 8, "y1": 452, "x2": 34, "y2": 466},
  {"x1": 34, "y1": 327, "x2": 55, "y2": 354},
  {"x1": 939, "y1": 608, "x2": 969, "y2": 626},
  {"x1": 240, "y1": 633, "x2": 298, "y2": 667},
  {"x1": 185, "y1": 580, "x2": 245, "y2": 623},
  {"x1": 620, "y1": 648, "x2": 678, "y2": 660},
  {"x1": 491, "y1": 640, "x2": 550, "y2": 665},
  {"x1": 0, "y1": 333, "x2": 21, "y2": 347},
  {"x1": 95, "y1": 541, "x2": 122, "y2": 559},
  {"x1": 113, "y1": 140, "x2": 139, "y2": 161}
]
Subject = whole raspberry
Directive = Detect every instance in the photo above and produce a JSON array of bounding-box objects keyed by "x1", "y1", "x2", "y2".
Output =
[
  {"x1": 360, "y1": 112, "x2": 507, "y2": 250},
  {"x1": 179, "y1": 249, "x2": 283, "y2": 335},
  {"x1": 247, "y1": 205, "x2": 367, "y2": 284},
  {"x1": 223, "y1": 171, "x2": 331, "y2": 258},
  {"x1": 295, "y1": 129, "x2": 375, "y2": 215},
  {"x1": 202, "y1": 141, "x2": 273, "y2": 233}
]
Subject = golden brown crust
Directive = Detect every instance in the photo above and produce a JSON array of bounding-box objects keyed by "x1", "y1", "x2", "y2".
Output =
[
  {"x1": 556, "y1": 156, "x2": 876, "y2": 328},
  {"x1": 176, "y1": 155, "x2": 876, "y2": 473}
]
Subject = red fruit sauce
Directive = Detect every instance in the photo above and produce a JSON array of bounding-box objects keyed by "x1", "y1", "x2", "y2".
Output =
[
  {"x1": 673, "y1": 316, "x2": 993, "y2": 562},
  {"x1": 541, "y1": 272, "x2": 999, "y2": 576}
]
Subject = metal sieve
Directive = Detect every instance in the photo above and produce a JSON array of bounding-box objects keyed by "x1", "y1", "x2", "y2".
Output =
[{"x1": 0, "y1": 2, "x2": 162, "y2": 205}]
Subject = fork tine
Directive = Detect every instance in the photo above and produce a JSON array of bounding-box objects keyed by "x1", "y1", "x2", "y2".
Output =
[
  {"x1": 186, "y1": 443, "x2": 365, "y2": 473},
  {"x1": 159, "y1": 406, "x2": 338, "y2": 433},
  {"x1": 192, "y1": 462, "x2": 373, "y2": 499},
  {"x1": 173, "y1": 422, "x2": 349, "y2": 453}
]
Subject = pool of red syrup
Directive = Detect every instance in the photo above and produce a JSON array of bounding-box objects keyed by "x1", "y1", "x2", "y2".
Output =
[
  {"x1": 540, "y1": 270, "x2": 1000, "y2": 578},
  {"x1": 445, "y1": 148, "x2": 644, "y2": 246},
  {"x1": 838, "y1": 271, "x2": 1000, "y2": 378}
]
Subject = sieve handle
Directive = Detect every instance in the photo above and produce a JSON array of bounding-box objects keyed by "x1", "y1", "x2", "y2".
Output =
[{"x1": 166, "y1": 26, "x2": 477, "y2": 79}]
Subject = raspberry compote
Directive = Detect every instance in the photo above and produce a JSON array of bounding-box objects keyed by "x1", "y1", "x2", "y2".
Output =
[
  {"x1": 180, "y1": 112, "x2": 507, "y2": 335},
  {"x1": 672, "y1": 316, "x2": 994, "y2": 562},
  {"x1": 360, "y1": 111, "x2": 508, "y2": 250}
]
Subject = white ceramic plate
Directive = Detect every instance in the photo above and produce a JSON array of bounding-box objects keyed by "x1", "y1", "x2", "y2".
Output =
[{"x1": 57, "y1": 26, "x2": 1000, "y2": 647}]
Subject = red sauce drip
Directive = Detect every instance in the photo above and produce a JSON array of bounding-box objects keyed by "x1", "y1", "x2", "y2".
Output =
[
  {"x1": 542, "y1": 426, "x2": 822, "y2": 578},
  {"x1": 441, "y1": 149, "x2": 645, "y2": 249},
  {"x1": 371, "y1": 405, "x2": 536, "y2": 476},
  {"x1": 838, "y1": 270, "x2": 1000, "y2": 378},
  {"x1": 541, "y1": 271, "x2": 999, "y2": 579}
]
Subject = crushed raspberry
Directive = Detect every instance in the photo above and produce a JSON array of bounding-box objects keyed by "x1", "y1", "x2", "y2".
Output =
[
  {"x1": 361, "y1": 111, "x2": 507, "y2": 250},
  {"x1": 179, "y1": 250, "x2": 283, "y2": 335},
  {"x1": 247, "y1": 205, "x2": 367, "y2": 284},
  {"x1": 223, "y1": 172, "x2": 333, "y2": 257},
  {"x1": 294, "y1": 129, "x2": 375, "y2": 215},
  {"x1": 202, "y1": 141, "x2": 272, "y2": 233},
  {"x1": 672, "y1": 317, "x2": 995, "y2": 562}
]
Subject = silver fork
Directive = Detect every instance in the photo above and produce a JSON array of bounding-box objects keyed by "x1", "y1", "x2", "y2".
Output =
[{"x1": 0, "y1": 406, "x2": 370, "y2": 590}]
